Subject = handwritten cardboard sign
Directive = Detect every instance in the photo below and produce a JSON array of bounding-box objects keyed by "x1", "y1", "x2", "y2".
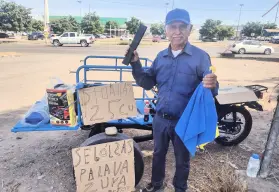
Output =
[
  {"x1": 78, "y1": 82, "x2": 137, "y2": 125},
  {"x1": 72, "y1": 139, "x2": 135, "y2": 192}
]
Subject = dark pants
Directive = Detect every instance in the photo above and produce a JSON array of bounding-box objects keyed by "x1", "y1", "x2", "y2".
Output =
[{"x1": 151, "y1": 114, "x2": 190, "y2": 192}]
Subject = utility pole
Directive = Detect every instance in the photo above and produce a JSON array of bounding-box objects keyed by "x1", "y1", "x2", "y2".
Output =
[
  {"x1": 259, "y1": 95, "x2": 279, "y2": 178},
  {"x1": 77, "y1": 0, "x2": 82, "y2": 33},
  {"x1": 236, "y1": 4, "x2": 244, "y2": 38},
  {"x1": 89, "y1": 4, "x2": 91, "y2": 13},
  {"x1": 44, "y1": 0, "x2": 49, "y2": 44},
  {"x1": 172, "y1": 0, "x2": 174, "y2": 9},
  {"x1": 165, "y1": 2, "x2": 169, "y2": 15},
  {"x1": 275, "y1": 3, "x2": 279, "y2": 23},
  {"x1": 259, "y1": 1, "x2": 279, "y2": 178},
  {"x1": 77, "y1": 0, "x2": 82, "y2": 18}
]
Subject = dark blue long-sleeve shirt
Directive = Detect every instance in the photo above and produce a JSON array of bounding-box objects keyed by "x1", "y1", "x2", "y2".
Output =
[{"x1": 131, "y1": 42, "x2": 219, "y2": 118}]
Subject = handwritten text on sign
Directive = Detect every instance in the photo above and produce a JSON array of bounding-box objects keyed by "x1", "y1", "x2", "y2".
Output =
[
  {"x1": 78, "y1": 82, "x2": 137, "y2": 125},
  {"x1": 72, "y1": 139, "x2": 135, "y2": 192}
]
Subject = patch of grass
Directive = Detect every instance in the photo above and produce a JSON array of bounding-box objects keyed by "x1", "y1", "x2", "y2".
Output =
[
  {"x1": 118, "y1": 41, "x2": 130, "y2": 45},
  {"x1": 189, "y1": 150, "x2": 248, "y2": 192}
]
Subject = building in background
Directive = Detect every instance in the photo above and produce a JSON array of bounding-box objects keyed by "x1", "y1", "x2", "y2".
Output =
[{"x1": 263, "y1": 29, "x2": 279, "y2": 37}]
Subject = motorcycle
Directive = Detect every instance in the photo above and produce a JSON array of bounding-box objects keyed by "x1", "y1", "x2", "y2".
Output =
[
  {"x1": 213, "y1": 84, "x2": 267, "y2": 146},
  {"x1": 150, "y1": 84, "x2": 268, "y2": 146}
]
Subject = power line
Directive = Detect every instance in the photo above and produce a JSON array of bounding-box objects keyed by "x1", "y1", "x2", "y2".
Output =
[
  {"x1": 94, "y1": 0, "x2": 161, "y2": 7},
  {"x1": 262, "y1": 1, "x2": 279, "y2": 17},
  {"x1": 90, "y1": 0, "x2": 277, "y2": 12}
]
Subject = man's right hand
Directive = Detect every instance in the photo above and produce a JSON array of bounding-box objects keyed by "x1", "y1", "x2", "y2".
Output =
[{"x1": 125, "y1": 48, "x2": 139, "y2": 63}]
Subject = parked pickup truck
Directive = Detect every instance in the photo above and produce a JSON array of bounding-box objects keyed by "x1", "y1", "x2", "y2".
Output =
[{"x1": 50, "y1": 32, "x2": 93, "y2": 47}]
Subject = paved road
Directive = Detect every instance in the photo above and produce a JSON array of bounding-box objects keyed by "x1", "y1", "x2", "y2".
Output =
[{"x1": 1, "y1": 43, "x2": 279, "y2": 59}]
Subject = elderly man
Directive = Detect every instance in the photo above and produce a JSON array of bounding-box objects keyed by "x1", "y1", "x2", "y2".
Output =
[{"x1": 127, "y1": 8, "x2": 218, "y2": 192}]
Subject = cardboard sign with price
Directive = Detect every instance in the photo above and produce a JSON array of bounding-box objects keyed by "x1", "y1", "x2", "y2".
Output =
[
  {"x1": 78, "y1": 82, "x2": 137, "y2": 125},
  {"x1": 72, "y1": 139, "x2": 135, "y2": 192}
]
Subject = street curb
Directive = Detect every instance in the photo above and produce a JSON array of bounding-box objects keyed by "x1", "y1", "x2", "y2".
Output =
[{"x1": 0, "y1": 52, "x2": 23, "y2": 58}]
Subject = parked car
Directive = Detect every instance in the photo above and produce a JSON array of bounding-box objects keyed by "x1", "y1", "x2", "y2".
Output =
[
  {"x1": 201, "y1": 37, "x2": 218, "y2": 42},
  {"x1": 152, "y1": 35, "x2": 161, "y2": 42},
  {"x1": 120, "y1": 35, "x2": 132, "y2": 41},
  {"x1": 83, "y1": 34, "x2": 96, "y2": 41},
  {"x1": 160, "y1": 35, "x2": 167, "y2": 39},
  {"x1": 28, "y1": 32, "x2": 45, "y2": 40},
  {"x1": 0, "y1": 33, "x2": 9, "y2": 38},
  {"x1": 94, "y1": 34, "x2": 100, "y2": 39},
  {"x1": 270, "y1": 36, "x2": 279, "y2": 44},
  {"x1": 98, "y1": 34, "x2": 107, "y2": 39},
  {"x1": 230, "y1": 40, "x2": 274, "y2": 55},
  {"x1": 6, "y1": 32, "x2": 15, "y2": 38},
  {"x1": 103, "y1": 33, "x2": 111, "y2": 38},
  {"x1": 22, "y1": 32, "x2": 28, "y2": 36},
  {"x1": 50, "y1": 32, "x2": 93, "y2": 47}
]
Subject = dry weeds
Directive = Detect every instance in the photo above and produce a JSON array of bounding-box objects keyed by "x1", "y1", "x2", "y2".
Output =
[{"x1": 189, "y1": 150, "x2": 247, "y2": 192}]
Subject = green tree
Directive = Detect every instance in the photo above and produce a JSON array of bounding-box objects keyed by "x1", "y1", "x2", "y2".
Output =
[
  {"x1": 241, "y1": 22, "x2": 277, "y2": 37},
  {"x1": 217, "y1": 26, "x2": 235, "y2": 40},
  {"x1": 105, "y1": 21, "x2": 119, "y2": 30},
  {"x1": 105, "y1": 21, "x2": 119, "y2": 34},
  {"x1": 200, "y1": 19, "x2": 235, "y2": 40},
  {"x1": 150, "y1": 23, "x2": 165, "y2": 35},
  {"x1": 241, "y1": 22, "x2": 262, "y2": 37},
  {"x1": 125, "y1": 17, "x2": 143, "y2": 34},
  {"x1": 51, "y1": 18, "x2": 69, "y2": 34},
  {"x1": 263, "y1": 23, "x2": 277, "y2": 29},
  {"x1": 199, "y1": 19, "x2": 221, "y2": 39},
  {"x1": 80, "y1": 12, "x2": 103, "y2": 34},
  {"x1": 68, "y1": 16, "x2": 79, "y2": 32},
  {"x1": 31, "y1": 19, "x2": 44, "y2": 31},
  {"x1": 50, "y1": 16, "x2": 79, "y2": 34},
  {"x1": 0, "y1": 0, "x2": 32, "y2": 32}
]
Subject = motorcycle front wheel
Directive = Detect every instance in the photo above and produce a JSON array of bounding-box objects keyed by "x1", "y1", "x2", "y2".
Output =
[{"x1": 215, "y1": 106, "x2": 252, "y2": 146}]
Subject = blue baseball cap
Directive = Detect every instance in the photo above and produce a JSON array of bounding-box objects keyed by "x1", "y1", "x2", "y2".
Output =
[{"x1": 165, "y1": 8, "x2": 191, "y2": 25}]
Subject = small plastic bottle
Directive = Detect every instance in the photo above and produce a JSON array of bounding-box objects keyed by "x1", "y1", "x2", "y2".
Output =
[
  {"x1": 246, "y1": 153, "x2": 260, "y2": 178},
  {"x1": 144, "y1": 101, "x2": 150, "y2": 122}
]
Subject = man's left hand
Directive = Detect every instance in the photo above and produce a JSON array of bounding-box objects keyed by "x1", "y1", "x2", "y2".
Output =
[{"x1": 203, "y1": 74, "x2": 217, "y2": 89}]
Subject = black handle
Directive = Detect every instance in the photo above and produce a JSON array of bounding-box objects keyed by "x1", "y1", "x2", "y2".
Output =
[{"x1": 122, "y1": 24, "x2": 147, "y2": 65}]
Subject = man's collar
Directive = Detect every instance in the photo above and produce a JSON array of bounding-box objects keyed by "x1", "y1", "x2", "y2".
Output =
[{"x1": 162, "y1": 42, "x2": 193, "y2": 57}]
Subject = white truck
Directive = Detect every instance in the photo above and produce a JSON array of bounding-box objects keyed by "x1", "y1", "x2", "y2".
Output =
[{"x1": 50, "y1": 32, "x2": 93, "y2": 47}]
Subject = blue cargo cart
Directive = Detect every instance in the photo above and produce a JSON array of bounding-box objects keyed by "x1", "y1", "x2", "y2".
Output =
[
  {"x1": 12, "y1": 56, "x2": 157, "y2": 136},
  {"x1": 11, "y1": 55, "x2": 268, "y2": 186},
  {"x1": 11, "y1": 56, "x2": 158, "y2": 186}
]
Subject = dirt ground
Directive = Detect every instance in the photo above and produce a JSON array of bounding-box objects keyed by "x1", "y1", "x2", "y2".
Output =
[{"x1": 0, "y1": 46, "x2": 279, "y2": 192}]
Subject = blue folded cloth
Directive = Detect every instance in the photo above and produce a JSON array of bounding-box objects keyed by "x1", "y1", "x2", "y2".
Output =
[{"x1": 175, "y1": 83, "x2": 218, "y2": 156}]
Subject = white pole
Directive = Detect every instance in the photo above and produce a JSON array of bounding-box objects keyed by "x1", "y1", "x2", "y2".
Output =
[
  {"x1": 165, "y1": 3, "x2": 169, "y2": 15},
  {"x1": 110, "y1": 24, "x2": 111, "y2": 37},
  {"x1": 275, "y1": 3, "x2": 279, "y2": 23},
  {"x1": 44, "y1": 0, "x2": 49, "y2": 44},
  {"x1": 236, "y1": 4, "x2": 244, "y2": 38},
  {"x1": 77, "y1": 0, "x2": 82, "y2": 33}
]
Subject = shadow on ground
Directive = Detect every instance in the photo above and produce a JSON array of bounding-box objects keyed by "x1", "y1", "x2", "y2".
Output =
[
  {"x1": 0, "y1": 106, "x2": 30, "y2": 129},
  {"x1": 0, "y1": 106, "x2": 89, "y2": 192}
]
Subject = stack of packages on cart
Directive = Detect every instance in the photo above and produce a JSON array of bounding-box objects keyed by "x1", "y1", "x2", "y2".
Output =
[{"x1": 22, "y1": 77, "x2": 77, "y2": 127}]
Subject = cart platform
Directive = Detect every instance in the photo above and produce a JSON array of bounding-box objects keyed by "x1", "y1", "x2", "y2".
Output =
[{"x1": 11, "y1": 56, "x2": 156, "y2": 133}]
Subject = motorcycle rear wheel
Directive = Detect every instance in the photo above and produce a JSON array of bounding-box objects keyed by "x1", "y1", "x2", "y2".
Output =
[{"x1": 215, "y1": 106, "x2": 252, "y2": 146}]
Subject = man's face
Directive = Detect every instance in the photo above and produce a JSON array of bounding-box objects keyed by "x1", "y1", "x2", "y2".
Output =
[{"x1": 165, "y1": 21, "x2": 191, "y2": 47}]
